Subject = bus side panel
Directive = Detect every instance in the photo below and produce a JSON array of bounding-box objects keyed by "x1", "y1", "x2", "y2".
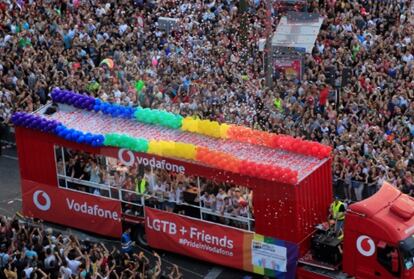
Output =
[
  {"x1": 16, "y1": 127, "x2": 58, "y2": 187},
  {"x1": 295, "y1": 159, "x2": 332, "y2": 255},
  {"x1": 254, "y1": 181, "x2": 298, "y2": 243}
]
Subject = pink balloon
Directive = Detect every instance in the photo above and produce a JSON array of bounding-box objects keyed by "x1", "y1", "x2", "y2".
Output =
[{"x1": 152, "y1": 58, "x2": 158, "y2": 66}]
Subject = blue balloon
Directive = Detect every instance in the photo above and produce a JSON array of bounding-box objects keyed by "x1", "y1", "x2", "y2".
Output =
[
  {"x1": 101, "y1": 104, "x2": 109, "y2": 114},
  {"x1": 78, "y1": 135, "x2": 85, "y2": 143},
  {"x1": 96, "y1": 135, "x2": 105, "y2": 143},
  {"x1": 85, "y1": 134, "x2": 93, "y2": 143},
  {"x1": 76, "y1": 135, "x2": 83, "y2": 143},
  {"x1": 55, "y1": 125, "x2": 64, "y2": 133},
  {"x1": 93, "y1": 105, "x2": 101, "y2": 112},
  {"x1": 65, "y1": 132, "x2": 72, "y2": 140},
  {"x1": 71, "y1": 131, "x2": 78, "y2": 139}
]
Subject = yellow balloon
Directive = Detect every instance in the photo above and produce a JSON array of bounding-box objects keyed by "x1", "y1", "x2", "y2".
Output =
[
  {"x1": 220, "y1": 124, "x2": 230, "y2": 139},
  {"x1": 148, "y1": 140, "x2": 163, "y2": 156},
  {"x1": 182, "y1": 117, "x2": 227, "y2": 139},
  {"x1": 175, "y1": 142, "x2": 196, "y2": 160}
]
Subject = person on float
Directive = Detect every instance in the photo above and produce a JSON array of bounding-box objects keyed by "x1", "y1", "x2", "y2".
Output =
[{"x1": 329, "y1": 197, "x2": 346, "y2": 236}]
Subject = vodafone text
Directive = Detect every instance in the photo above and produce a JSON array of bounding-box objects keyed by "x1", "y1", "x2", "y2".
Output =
[
  {"x1": 147, "y1": 218, "x2": 234, "y2": 255},
  {"x1": 66, "y1": 198, "x2": 120, "y2": 221},
  {"x1": 118, "y1": 149, "x2": 185, "y2": 174}
]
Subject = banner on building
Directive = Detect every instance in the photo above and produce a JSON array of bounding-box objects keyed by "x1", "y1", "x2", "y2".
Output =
[{"x1": 273, "y1": 56, "x2": 303, "y2": 81}]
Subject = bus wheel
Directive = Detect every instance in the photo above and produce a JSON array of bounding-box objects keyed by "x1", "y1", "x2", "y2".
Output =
[{"x1": 136, "y1": 226, "x2": 148, "y2": 247}]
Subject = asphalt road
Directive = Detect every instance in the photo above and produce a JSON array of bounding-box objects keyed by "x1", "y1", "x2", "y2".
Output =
[{"x1": 0, "y1": 146, "x2": 261, "y2": 279}]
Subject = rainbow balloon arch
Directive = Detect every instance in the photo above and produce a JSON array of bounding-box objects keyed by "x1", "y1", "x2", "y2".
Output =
[{"x1": 11, "y1": 89, "x2": 332, "y2": 185}]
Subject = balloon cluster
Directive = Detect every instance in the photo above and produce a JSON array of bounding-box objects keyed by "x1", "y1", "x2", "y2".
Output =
[
  {"x1": 104, "y1": 133, "x2": 149, "y2": 152},
  {"x1": 134, "y1": 108, "x2": 183, "y2": 129},
  {"x1": 11, "y1": 112, "x2": 104, "y2": 147},
  {"x1": 55, "y1": 125, "x2": 104, "y2": 147},
  {"x1": 271, "y1": 135, "x2": 332, "y2": 159},
  {"x1": 227, "y1": 125, "x2": 274, "y2": 147},
  {"x1": 51, "y1": 88, "x2": 95, "y2": 110},
  {"x1": 227, "y1": 126, "x2": 332, "y2": 159},
  {"x1": 239, "y1": 160, "x2": 298, "y2": 184},
  {"x1": 93, "y1": 99, "x2": 135, "y2": 119},
  {"x1": 147, "y1": 141, "x2": 196, "y2": 160},
  {"x1": 11, "y1": 112, "x2": 61, "y2": 133},
  {"x1": 181, "y1": 118, "x2": 229, "y2": 139},
  {"x1": 49, "y1": 90, "x2": 332, "y2": 159},
  {"x1": 196, "y1": 147, "x2": 240, "y2": 173}
]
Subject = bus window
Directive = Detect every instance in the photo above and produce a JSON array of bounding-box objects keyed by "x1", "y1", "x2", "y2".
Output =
[
  {"x1": 377, "y1": 243, "x2": 401, "y2": 276},
  {"x1": 197, "y1": 179, "x2": 255, "y2": 231},
  {"x1": 53, "y1": 145, "x2": 255, "y2": 231},
  {"x1": 53, "y1": 145, "x2": 146, "y2": 216}
]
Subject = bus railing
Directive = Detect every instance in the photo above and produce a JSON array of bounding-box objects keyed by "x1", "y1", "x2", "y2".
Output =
[{"x1": 56, "y1": 174, "x2": 255, "y2": 231}]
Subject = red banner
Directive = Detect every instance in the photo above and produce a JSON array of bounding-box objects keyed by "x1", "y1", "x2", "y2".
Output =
[
  {"x1": 145, "y1": 208, "x2": 254, "y2": 271},
  {"x1": 274, "y1": 58, "x2": 303, "y2": 80},
  {"x1": 21, "y1": 180, "x2": 122, "y2": 237}
]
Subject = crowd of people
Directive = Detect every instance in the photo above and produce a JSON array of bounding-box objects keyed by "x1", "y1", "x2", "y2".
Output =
[
  {"x1": 1, "y1": 0, "x2": 414, "y2": 202},
  {"x1": 0, "y1": 215, "x2": 183, "y2": 279},
  {"x1": 56, "y1": 147, "x2": 255, "y2": 230}
]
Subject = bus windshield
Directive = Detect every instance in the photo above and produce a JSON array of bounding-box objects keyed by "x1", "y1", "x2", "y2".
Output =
[{"x1": 400, "y1": 235, "x2": 414, "y2": 270}]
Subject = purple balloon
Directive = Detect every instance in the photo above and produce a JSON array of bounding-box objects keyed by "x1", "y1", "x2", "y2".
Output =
[
  {"x1": 61, "y1": 93, "x2": 69, "y2": 103},
  {"x1": 55, "y1": 93, "x2": 63, "y2": 102}
]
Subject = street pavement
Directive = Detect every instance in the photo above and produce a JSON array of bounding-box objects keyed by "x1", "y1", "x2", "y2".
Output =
[{"x1": 0, "y1": 146, "x2": 261, "y2": 279}]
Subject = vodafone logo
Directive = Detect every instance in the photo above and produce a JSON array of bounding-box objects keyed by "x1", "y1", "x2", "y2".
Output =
[
  {"x1": 356, "y1": 235, "x2": 375, "y2": 257},
  {"x1": 118, "y1": 148, "x2": 185, "y2": 173},
  {"x1": 33, "y1": 190, "x2": 51, "y2": 211},
  {"x1": 118, "y1": 148, "x2": 135, "y2": 167}
]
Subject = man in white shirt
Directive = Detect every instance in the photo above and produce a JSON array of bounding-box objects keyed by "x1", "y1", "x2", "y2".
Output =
[
  {"x1": 215, "y1": 188, "x2": 227, "y2": 212},
  {"x1": 23, "y1": 262, "x2": 34, "y2": 279},
  {"x1": 44, "y1": 248, "x2": 56, "y2": 270},
  {"x1": 199, "y1": 191, "x2": 212, "y2": 208},
  {"x1": 59, "y1": 261, "x2": 72, "y2": 279},
  {"x1": 144, "y1": 169, "x2": 156, "y2": 193},
  {"x1": 64, "y1": 247, "x2": 83, "y2": 275},
  {"x1": 402, "y1": 50, "x2": 414, "y2": 63},
  {"x1": 175, "y1": 183, "x2": 185, "y2": 205}
]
